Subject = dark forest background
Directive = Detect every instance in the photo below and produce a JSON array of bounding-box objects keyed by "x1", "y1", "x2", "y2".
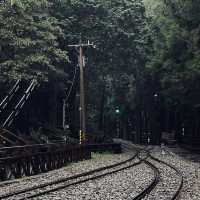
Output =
[{"x1": 0, "y1": 0, "x2": 200, "y2": 144}]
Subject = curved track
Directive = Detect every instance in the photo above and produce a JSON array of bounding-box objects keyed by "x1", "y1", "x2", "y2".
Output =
[
  {"x1": 135, "y1": 149, "x2": 183, "y2": 200},
  {"x1": 0, "y1": 143, "x2": 183, "y2": 200},
  {"x1": 133, "y1": 159, "x2": 160, "y2": 200},
  {"x1": 118, "y1": 140, "x2": 183, "y2": 200},
  {"x1": 0, "y1": 150, "x2": 140, "y2": 199},
  {"x1": 148, "y1": 154, "x2": 183, "y2": 200}
]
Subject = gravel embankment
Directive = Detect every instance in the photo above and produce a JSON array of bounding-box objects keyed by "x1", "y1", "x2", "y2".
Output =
[
  {"x1": 1, "y1": 143, "x2": 200, "y2": 200},
  {"x1": 150, "y1": 147, "x2": 200, "y2": 200},
  {"x1": 0, "y1": 152, "x2": 131, "y2": 195},
  {"x1": 143, "y1": 157, "x2": 180, "y2": 200},
  {"x1": 34, "y1": 162, "x2": 154, "y2": 200},
  {"x1": 0, "y1": 151, "x2": 155, "y2": 200},
  {"x1": 118, "y1": 139, "x2": 200, "y2": 200},
  {"x1": 117, "y1": 139, "x2": 200, "y2": 200}
]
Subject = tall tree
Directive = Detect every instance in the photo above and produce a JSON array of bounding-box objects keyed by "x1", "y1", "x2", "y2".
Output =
[{"x1": 0, "y1": 0, "x2": 68, "y2": 82}]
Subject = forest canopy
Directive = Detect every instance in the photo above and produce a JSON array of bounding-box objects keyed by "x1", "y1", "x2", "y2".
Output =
[{"x1": 0, "y1": 0, "x2": 200, "y2": 142}]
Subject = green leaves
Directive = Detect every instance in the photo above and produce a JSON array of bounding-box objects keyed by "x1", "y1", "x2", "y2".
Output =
[
  {"x1": 0, "y1": 0, "x2": 68, "y2": 82},
  {"x1": 0, "y1": 0, "x2": 151, "y2": 132},
  {"x1": 145, "y1": 0, "x2": 200, "y2": 107}
]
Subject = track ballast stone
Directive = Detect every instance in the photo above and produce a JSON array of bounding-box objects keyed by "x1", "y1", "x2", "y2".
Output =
[
  {"x1": 1, "y1": 145, "x2": 200, "y2": 200},
  {"x1": 151, "y1": 146, "x2": 200, "y2": 200},
  {"x1": 34, "y1": 162, "x2": 154, "y2": 200}
]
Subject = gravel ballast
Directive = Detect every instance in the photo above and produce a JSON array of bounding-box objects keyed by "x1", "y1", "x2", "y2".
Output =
[
  {"x1": 1, "y1": 143, "x2": 200, "y2": 200},
  {"x1": 0, "y1": 152, "x2": 132, "y2": 195},
  {"x1": 34, "y1": 162, "x2": 154, "y2": 200},
  {"x1": 142, "y1": 157, "x2": 180, "y2": 200},
  {"x1": 151, "y1": 146, "x2": 200, "y2": 200}
]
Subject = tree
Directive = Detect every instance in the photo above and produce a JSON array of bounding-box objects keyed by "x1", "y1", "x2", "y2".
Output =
[
  {"x1": 48, "y1": 0, "x2": 149, "y2": 138},
  {"x1": 143, "y1": 0, "x2": 200, "y2": 142},
  {"x1": 0, "y1": 0, "x2": 68, "y2": 83}
]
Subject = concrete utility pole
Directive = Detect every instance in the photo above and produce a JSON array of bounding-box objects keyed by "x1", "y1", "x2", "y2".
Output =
[{"x1": 68, "y1": 40, "x2": 95, "y2": 144}]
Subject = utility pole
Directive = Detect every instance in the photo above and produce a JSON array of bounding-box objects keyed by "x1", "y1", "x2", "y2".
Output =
[{"x1": 68, "y1": 40, "x2": 95, "y2": 144}]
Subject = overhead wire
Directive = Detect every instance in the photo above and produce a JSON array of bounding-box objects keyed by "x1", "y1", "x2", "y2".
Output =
[
  {"x1": 63, "y1": 58, "x2": 78, "y2": 129},
  {"x1": 65, "y1": 63, "x2": 78, "y2": 102}
]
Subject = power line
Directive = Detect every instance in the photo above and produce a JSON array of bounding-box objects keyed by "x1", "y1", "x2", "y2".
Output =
[
  {"x1": 68, "y1": 40, "x2": 95, "y2": 144},
  {"x1": 65, "y1": 65, "x2": 77, "y2": 102}
]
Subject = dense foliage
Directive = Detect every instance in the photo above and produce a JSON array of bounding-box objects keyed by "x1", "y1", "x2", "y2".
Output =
[
  {"x1": 0, "y1": 0, "x2": 68, "y2": 82},
  {"x1": 0, "y1": 0, "x2": 148, "y2": 135},
  {"x1": 1, "y1": 0, "x2": 199, "y2": 143},
  {"x1": 145, "y1": 0, "x2": 200, "y2": 106}
]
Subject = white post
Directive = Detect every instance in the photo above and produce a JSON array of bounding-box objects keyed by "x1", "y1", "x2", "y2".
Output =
[{"x1": 63, "y1": 99, "x2": 66, "y2": 129}]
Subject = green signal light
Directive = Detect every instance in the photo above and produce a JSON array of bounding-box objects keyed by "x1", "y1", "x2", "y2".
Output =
[{"x1": 115, "y1": 109, "x2": 120, "y2": 114}]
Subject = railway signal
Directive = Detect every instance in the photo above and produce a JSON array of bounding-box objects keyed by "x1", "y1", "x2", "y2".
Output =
[
  {"x1": 115, "y1": 108, "x2": 120, "y2": 114},
  {"x1": 115, "y1": 107, "x2": 120, "y2": 138}
]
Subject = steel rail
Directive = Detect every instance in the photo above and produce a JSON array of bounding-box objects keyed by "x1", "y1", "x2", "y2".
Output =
[
  {"x1": 117, "y1": 141, "x2": 162, "y2": 200},
  {"x1": 15, "y1": 148, "x2": 161, "y2": 200},
  {"x1": 22, "y1": 160, "x2": 142, "y2": 200},
  {"x1": 133, "y1": 159, "x2": 160, "y2": 200},
  {"x1": 149, "y1": 154, "x2": 183, "y2": 200},
  {"x1": 120, "y1": 141, "x2": 183, "y2": 200},
  {"x1": 0, "y1": 151, "x2": 139, "y2": 199}
]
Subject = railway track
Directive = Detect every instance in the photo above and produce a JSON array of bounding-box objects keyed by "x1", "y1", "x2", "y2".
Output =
[
  {"x1": 119, "y1": 139, "x2": 183, "y2": 200},
  {"x1": 145, "y1": 154, "x2": 183, "y2": 200},
  {"x1": 0, "y1": 150, "x2": 140, "y2": 199},
  {"x1": 0, "y1": 146, "x2": 158, "y2": 200},
  {"x1": 0, "y1": 140, "x2": 183, "y2": 200}
]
